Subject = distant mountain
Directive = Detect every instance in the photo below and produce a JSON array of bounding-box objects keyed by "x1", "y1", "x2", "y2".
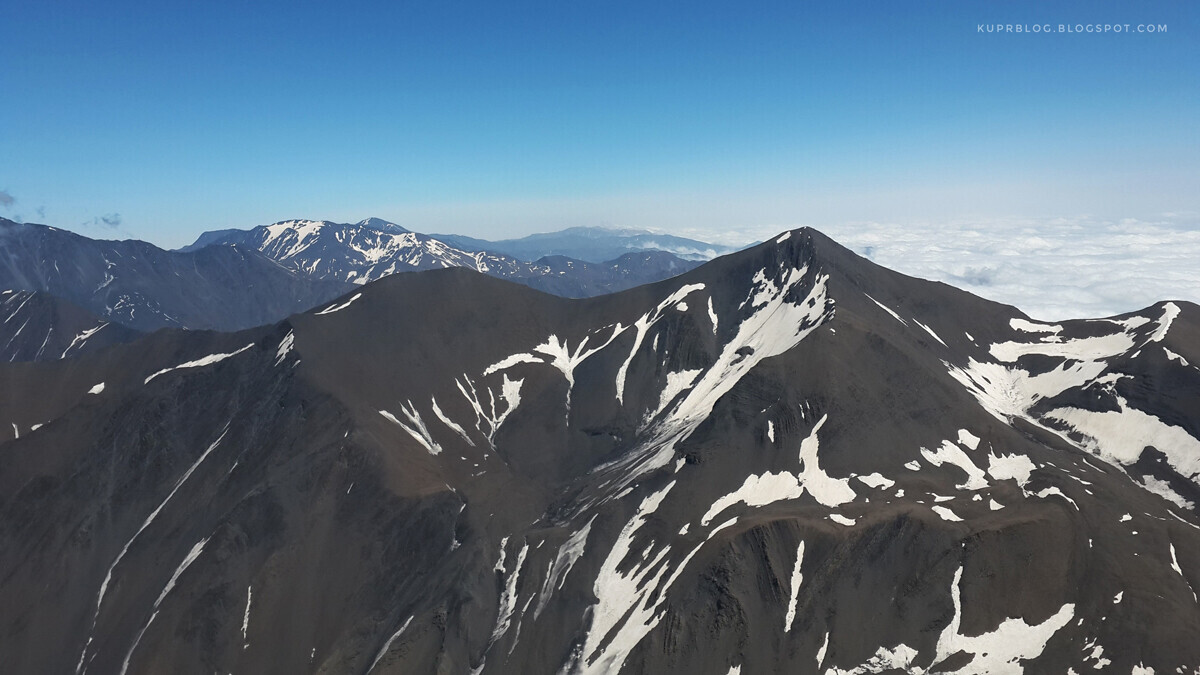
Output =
[
  {"x1": 4, "y1": 227, "x2": 1198, "y2": 673},
  {"x1": 433, "y1": 225, "x2": 740, "y2": 263},
  {"x1": 0, "y1": 289, "x2": 140, "y2": 362},
  {"x1": 513, "y1": 251, "x2": 699, "y2": 298},
  {"x1": 185, "y1": 219, "x2": 702, "y2": 297},
  {"x1": 0, "y1": 218, "x2": 353, "y2": 332}
]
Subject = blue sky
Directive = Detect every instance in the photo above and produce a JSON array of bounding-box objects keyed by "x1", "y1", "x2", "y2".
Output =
[{"x1": 2, "y1": 0, "x2": 1197, "y2": 249}]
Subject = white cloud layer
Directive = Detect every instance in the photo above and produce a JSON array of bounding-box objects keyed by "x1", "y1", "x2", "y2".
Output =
[{"x1": 680, "y1": 215, "x2": 1200, "y2": 321}]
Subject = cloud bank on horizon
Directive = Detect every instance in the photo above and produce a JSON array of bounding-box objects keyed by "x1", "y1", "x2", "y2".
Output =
[{"x1": 689, "y1": 215, "x2": 1199, "y2": 322}]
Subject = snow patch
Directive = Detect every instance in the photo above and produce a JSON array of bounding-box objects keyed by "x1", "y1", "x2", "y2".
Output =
[
  {"x1": 1010, "y1": 318, "x2": 1063, "y2": 333},
  {"x1": 931, "y1": 505, "x2": 964, "y2": 522},
  {"x1": 1035, "y1": 487, "x2": 1079, "y2": 510},
  {"x1": 920, "y1": 440, "x2": 988, "y2": 490},
  {"x1": 987, "y1": 452, "x2": 1036, "y2": 488},
  {"x1": 1163, "y1": 347, "x2": 1189, "y2": 366},
  {"x1": 957, "y1": 429, "x2": 981, "y2": 450},
  {"x1": 933, "y1": 564, "x2": 1075, "y2": 674},
  {"x1": 1044, "y1": 396, "x2": 1200, "y2": 490},
  {"x1": 857, "y1": 473, "x2": 895, "y2": 490},
  {"x1": 700, "y1": 415, "x2": 854, "y2": 525}
]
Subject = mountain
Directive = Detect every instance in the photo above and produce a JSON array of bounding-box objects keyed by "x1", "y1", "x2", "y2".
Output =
[
  {"x1": 2, "y1": 228, "x2": 1198, "y2": 674},
  {"x1": 1, "y1": 289, "x2": 141, "y2": 362},
  {"x1": 512, "y1": 251, "x2": 699, "y2": 298},
  {"x1": 433, "y1": 225, "x2": 740, "y2": 263},
  {"x1": 0, "y1": 218, "x2": 354, "y2": 332},
  {"x1": 184, "y1": 218, "x2": 702, "y2": 297}
]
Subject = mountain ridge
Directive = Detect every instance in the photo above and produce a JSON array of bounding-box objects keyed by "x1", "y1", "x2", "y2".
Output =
[{"x1": 1, "y1": 226, "x2": 1197, "y2": 674}]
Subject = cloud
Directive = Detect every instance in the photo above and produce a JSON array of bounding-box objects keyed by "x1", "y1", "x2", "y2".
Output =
[
  {"x1": 81, "y1": 213, "x2": 123, "y2": 229},
  {"x1": 815, "y1": 215, "x2": 1200, "y2": 321},
  {"x1": 0, "y1": 190, "x2": 13, "y2": 208},
  {"x1": 670, "y1": 214, "x2": 1200, "y2": 321},
  {"x1": 955, "y1": 266, "x2": 997, "y2": 287}
]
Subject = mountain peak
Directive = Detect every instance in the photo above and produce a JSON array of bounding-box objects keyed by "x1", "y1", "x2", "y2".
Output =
[{"x1": 357, "y1": 217, "x2": 409, "y2": 234}]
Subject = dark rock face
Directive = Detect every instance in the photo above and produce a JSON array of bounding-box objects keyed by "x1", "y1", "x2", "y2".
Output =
[
  {"x1": 1, "y1": 228, "x2": 1198, "y2": 674},
  {"x1": 1, "y1": 289, "x2": 141, "y2": 362},
  {"x1": 184, "y1": 219, "x2": 702, "y2": 298},
  {"x1": 0, "y1": 218, "x2": 354, "y2": 332}
]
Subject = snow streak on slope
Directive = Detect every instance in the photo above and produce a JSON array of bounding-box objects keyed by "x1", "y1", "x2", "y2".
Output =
[
  {"x1": 532, "y1": 331, "x2": 623, "y2": 410},
  {"x1": 368, "y1": 616, "x2": 414, "y2": 674},
  {"x1": 77, "y1": 426, "x2": 229, "y2": 674},
  {"x1": 613, "y1": 284, "x2": 706, "y2": 405},
  {"x1": 1147, "y1": 302, "x2": 1179, "y2": 343},
  {"x1": 315, "y1": 292, "x2": 362, "y2": 315},
  {"x1": 483, "y1": 539, "x2": 529, "y2": 663},
  {"x1": 454, "y1": 374, "x2": 524, "y2": 448},
  {"x1": 535, "y1": 516, "x2": 596, "y2": 619},
  {"x1": 380, "y1": 401, "x2": 443, "y2": 455},
  {"x1": 577, "y1": 483, "x2": 739, "y2": 675},
  {"x1": 241, "y1": 586, "x2": 252, "y2": 649},
  {"x1": 144, "y1": 343, "x2": 255, "y2": 384},
  {"x1": 865, "y1": 293, "x2": 906, "y2": 326},
  {"x1": 63, "y1": 323, "x2": 111, "y2": 358},
  {"x1": 118, "y1": 537, "x2": 210, "y2": 675},
  {"x1": 783, "y1": 541, "x2": 805, "y2": 632},
  {"x1": 274, "y1": 330, "x2": 294, "y2": 366},
  {"x1": 600, "y1": 263, "x2": 835, "y2": 492}
]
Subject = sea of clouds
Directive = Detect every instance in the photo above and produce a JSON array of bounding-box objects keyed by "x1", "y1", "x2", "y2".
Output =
[{"x1": 683, "y1": 215, "x2": 1200, "y2": 321}]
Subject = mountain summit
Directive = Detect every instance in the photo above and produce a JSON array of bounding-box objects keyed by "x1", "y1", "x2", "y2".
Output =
[{"x1": 1, "y1": 228, "x2": 1197, "y2": 674}]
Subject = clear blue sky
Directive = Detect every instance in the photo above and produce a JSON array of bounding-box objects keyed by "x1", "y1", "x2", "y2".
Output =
[{"x1": 2, "y1": 0, "x2": 1197, "y2": 248}]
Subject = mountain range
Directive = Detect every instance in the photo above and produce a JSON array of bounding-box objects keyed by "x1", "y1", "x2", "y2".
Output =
[
  {"x1": 0, "y1": 218, "x2": 353, "y2": 333},
  {"x1": 183, "y1": 218, "x2": 703, "y2": 298},
  {"x1": 431, "y1": 226, "x2": 741, "y2": 263},
  {"x1": 0, "y1": 217, "x2": 704, "y2": 352},
  {"x1": 2, "y1": 227, "x2": 1197, "y2": 674}
]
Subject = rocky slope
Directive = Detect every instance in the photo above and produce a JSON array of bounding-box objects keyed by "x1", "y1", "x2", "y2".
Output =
[
  {"x1": 1, "y1": 228, "x2": 1197, "y2": 674},
  {"x1": 0, "y1": 289, "x2": 141, "y2": 362}
]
